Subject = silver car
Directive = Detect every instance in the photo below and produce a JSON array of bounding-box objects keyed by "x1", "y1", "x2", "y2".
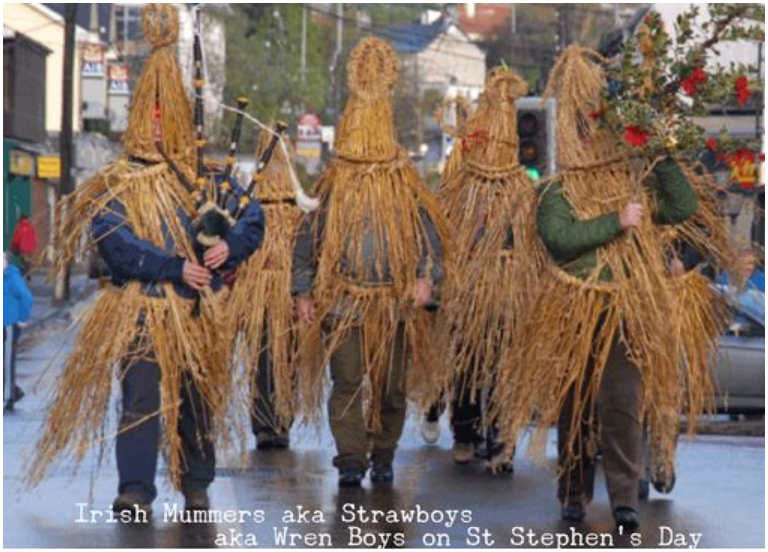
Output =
[{"x1": 711, "y1": 285, "x2": 765, "y2": 417}]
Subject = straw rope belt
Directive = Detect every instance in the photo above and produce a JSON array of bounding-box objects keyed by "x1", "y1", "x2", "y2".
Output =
[
  {"x1": 339, "y1": 277, "x2": 397, "y2": 298},
  {"x1": 548, "y1": 264, "x2": 619, "y2": 293},
  {"x1": 465, "y1": 159, "x2": 527, "y2": 181},
  {"x1": 549, "y1": 262, "x2": 701, "y2": 293},
  {"x1": 336, "y1": 152, "x2": 401, "y2": 165},
  {"x1": 560, "y1": 155, "x2": 625, "y2": 173}
]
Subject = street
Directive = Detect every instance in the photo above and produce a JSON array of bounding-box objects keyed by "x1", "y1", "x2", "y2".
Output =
[{"x1": 3, "y1": 294, "x2": 765, "y2": 549}]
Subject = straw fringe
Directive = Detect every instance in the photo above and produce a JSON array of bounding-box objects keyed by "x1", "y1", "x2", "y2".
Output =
[
  {"x1": 31, "y1": 166, "x2": 233, "y2": 488},
  {"x1": 27, "y1": 283, "x2": 230, "y2": 489},
  {"x1": 491, "y1": 155, "x2": 733, "y2": 473},
  {"x1": 228, "y1": 132, "x2": 304, "y2": 437},
  {"x1": 424, "y1": 67, "x2": 545, "y2": 409},
  {"x1": 296, "y1": 38, "x2": 450, "y2": 430}
]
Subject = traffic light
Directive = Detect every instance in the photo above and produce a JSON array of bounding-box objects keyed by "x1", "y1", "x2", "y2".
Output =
[{"x1": 516, "y1": 97, "x2": 556, "y2": 177}]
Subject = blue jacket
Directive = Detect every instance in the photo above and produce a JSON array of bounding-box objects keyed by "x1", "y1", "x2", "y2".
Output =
[
  {"x1": 92, "y1": 179, "x2": 265, "y2": 300},
  {"x1": 4, "y1": 264, "x2": 33, "y2": 327}
]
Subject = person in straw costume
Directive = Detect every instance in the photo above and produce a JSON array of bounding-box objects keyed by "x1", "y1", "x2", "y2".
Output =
[
  {"x1": 291, "y1": 37, "x2": 448, "y2": 487},
  {"x1": 26, "y1": 4, "x2": 264, "y2": 516},
  {"x1": 228, "y1": 131, "x2": 317, "y2": 451},
  {"x1": 489, "y1": 45, "x2": 730, "y2": 532},
  {"x1": 427, "y1": 67, "x2": 544, "y2": 472}
]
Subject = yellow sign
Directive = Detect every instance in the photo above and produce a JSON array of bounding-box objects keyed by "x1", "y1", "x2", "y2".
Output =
[
  {"x1": 9, "y1": 150, "x2": 34, "y2": 176},
  {"x1": 38, "y1": 156, "x2": 61, "y2": 179}
]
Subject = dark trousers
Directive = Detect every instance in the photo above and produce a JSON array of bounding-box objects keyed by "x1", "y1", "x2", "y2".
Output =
[
  {"x1": 328, "y1": 326, "x2": 407, "y2": 470},
  {"x1": 451, "y1": 382, "x2": 483, "y2": 444},
  {"x1": 3, "y1": 325, "x2": 21, "y2": 407},
  {"x1": 116, "y1": 354, "x2": 215, "y2": 502},
  {"x1": 557, "y1": 339, "x2": 643, "y2": 511},
  {"x1": 251, "y1": 335, "x2": 292, "y2": 436}
]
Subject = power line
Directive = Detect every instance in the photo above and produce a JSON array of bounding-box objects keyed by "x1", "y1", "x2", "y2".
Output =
[{"x1": 305, "y1": 5, "x2": 488, "y2": 64}]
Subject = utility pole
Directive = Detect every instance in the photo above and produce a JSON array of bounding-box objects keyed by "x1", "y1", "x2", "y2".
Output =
[
  {"x1": 54, "y1": 3, "x2": 78, "y2": 303},
  {"x1": 300, "y1": 5, "x2": 307, "y2": 86},
  {"x1": 333, "y1": 3, "x2": 343, "y2": 126},
  {"x1": 557, "y1": 4, "x2": 572, "y2": 53}
]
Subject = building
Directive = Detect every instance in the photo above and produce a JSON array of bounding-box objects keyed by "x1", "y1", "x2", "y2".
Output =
[
  {"x1": 386, "y1": 9, "x2": 486, "y2": 169},
  {"x1": 387, "y1": 10, "x2": 486, "y2": 96},
  {"x1": 3, "y1": 3, "x2": 114, "y2": 260}
]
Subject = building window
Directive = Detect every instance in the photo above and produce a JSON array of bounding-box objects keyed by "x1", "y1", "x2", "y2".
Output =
[
  {"x1": 115, "y1": 5, "x2": 143, "y2": 45},
  {"x1": 3, "y1": 43, "x2": 14, "y2": 125}
]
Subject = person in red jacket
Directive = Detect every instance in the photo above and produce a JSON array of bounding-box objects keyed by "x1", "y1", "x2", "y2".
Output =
[{"x1": 10, "y1": 215, "x2": 38, "y2": 278}]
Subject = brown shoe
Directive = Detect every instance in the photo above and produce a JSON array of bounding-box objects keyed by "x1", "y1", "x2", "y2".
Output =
[
  {"x1": 112, "y1": 492, "x2": 152, "y2": 520},
  {"x1": 452, "y1": 442, "x2": 475, "y2": 464},
  {"x1": 184, "y1": 489, "x2": 211, "y2": 511}
]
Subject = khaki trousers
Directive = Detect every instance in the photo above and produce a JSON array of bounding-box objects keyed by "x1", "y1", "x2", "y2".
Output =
[{"x1": 328, "y1": 325, "x2": 407, "y2": 470}]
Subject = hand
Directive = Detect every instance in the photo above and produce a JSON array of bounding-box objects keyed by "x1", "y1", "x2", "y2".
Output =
[
  {"x1": 204, "y1": 240, "x2": 230, "y2": 270},
  {"x1": 182, "y1": 261, "x2": 212, "y2": 291},
  {"x1": 296, "y1": 295, "x2": 316, "y2": 324},
  {"x1": 669, "y1": 257, "x2": 686, "y2": 277},
  {"x1": 412, "y1": 278, "x2": 433, "y2": 309},
  {"x1": 739, "y1": 251, "x2": 756, "y2": 281},
  {"x1": 619, "y1": 202, "x2": 645, "y2": 230}
]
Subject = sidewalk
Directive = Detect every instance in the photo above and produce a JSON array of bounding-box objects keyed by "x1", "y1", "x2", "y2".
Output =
[{"x1": 21, "y1": 269, "x2": 97, "y2": 339}]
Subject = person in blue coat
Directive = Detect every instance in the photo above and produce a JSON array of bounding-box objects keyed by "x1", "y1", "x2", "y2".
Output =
[
  {"x1": 90, "y1": 167, "x2": 264, "y2": 515},
  {"x1": 3, "y1": 252, "x2": 33, "y2": 411}
]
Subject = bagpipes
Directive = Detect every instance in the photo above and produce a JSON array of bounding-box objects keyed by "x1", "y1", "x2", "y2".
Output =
[
  {"x1": 154, "y1": 7, "x2": 289, "y2": 315},
  {"x1": 157, "y1": 9, "x2": 286, "y2": 248}
]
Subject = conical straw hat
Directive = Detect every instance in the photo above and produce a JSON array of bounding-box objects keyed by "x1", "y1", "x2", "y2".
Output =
[{"x1": 122, "y1": 3, "x2": 195, "y2": 164}]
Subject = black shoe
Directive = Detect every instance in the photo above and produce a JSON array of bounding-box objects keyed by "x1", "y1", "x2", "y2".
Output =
[
  {"x1": 613, "y1": 507, "x2": 639, "y2": 533},
  {"x1": 255, "y1": 430, "x2": 277, "y2": 450},
  {"x1": 12, "y1": 386, "x2": 24, "y2": 403},
  {"x1": 370, "y1": 463, "x2": 394, "y2": 485},
  {"x1": 561, "y1": 502, "x2": 586, "y2": 522},
  {"x1": 638, "y1": 477, "x2": 650, "y2": 500},
  {"x1": 273, "y1": 432, "x2": 290, "y2": 449},
  {"x1": 113, "y1": 492, "x2": 152, "y2": 520},
  {"x1": 184, "y1": 490, "x2": 211, "y2": 511},
  {"x1": 652, "y1": 469, "x2": 676, "y2": 494},
  {"x1": 338, "y1": 467, "x2": 365, "y2": 488}
]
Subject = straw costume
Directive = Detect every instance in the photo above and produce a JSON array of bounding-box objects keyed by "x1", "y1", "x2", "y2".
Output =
[
  {"x1": 27, "y1": 4, "x2": 265, "y2": 509},
  {"x1": 291, "y1": 37, "x2": 448, "y2": 480},
  {"x1": 429, "y1": 68, "x2": 544, "y2": 469},
  {"x1": 491, "y1": 46, "x2": 730, "y2": 520},
  {"x1": 228, "y1": 132, "x2": 312, "y2": 447}
]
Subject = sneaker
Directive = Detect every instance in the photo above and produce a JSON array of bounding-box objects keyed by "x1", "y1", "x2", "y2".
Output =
[
  {"x1": 338, "y1": 467, "x2": 365, "y2": 488},
  {"x1": 452, "y1": 442, "x2": 475, "y2": 464},
  {"x1": 113, "y1": 492, "x2": 152, "y2": 520},
  {"x1": 421, "y1": 419, "x2": 441, "y2": 445},
  {"x1": 183, "y1": 490, "x2": 211, "y2": 511}
]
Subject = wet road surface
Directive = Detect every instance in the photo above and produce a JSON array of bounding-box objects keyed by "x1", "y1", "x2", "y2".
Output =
[{"x1": 3, "y1": 315, "x2": 765, "y2": 548}]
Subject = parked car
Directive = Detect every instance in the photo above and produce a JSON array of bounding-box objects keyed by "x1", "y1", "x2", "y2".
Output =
[{"x1": 711, "y1": 284, "x2": 765, "y2": 417}]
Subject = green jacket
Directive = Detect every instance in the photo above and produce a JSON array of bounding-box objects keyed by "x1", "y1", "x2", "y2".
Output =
[{"x1": 537, "y1": 157, "x2": 698, "y2": 280}]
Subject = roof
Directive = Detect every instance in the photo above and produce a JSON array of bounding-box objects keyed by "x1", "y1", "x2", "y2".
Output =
[{"x1": 386, "y1": 19, "x2": 447, "y2": 54}]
